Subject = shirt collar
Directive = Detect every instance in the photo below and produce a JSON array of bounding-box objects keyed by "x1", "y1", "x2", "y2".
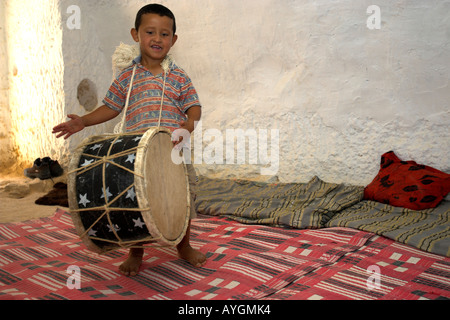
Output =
[
  {"x1": 132, "y1": 55, "x2": 142, "y2": 65},
  {"x1": 132, "y1": 55, "x2": 175, "y2": 72}
]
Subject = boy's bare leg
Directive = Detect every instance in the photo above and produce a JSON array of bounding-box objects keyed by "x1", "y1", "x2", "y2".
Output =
[
  {"x1": 119, "y1": 247, "x2": 144, "y2": 277},
  {"x1": 119, "y1": 222, "x2": 205, "y2": 276},
  {"x1": 177, "y1": 221, "x2": 206, "y2": 268}
]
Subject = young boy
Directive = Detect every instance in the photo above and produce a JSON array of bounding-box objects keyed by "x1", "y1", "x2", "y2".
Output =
[{"x1": 53, "y1": 4, "x2": 206, "y2": 276}]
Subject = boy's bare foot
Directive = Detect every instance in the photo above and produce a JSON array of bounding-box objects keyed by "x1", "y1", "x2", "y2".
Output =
[
  {"x1": 118, "y1": 222, "x2": 206, "y2": 276},
  {"x1": 177, "y1": 221, "x2": 206, "y2": 268},
  {"x1": 119, "y1": 247, "x2": 144, "y2": 276},
  {"x1": 177, "y1": 244, "x2": 206, "y2": 268}
]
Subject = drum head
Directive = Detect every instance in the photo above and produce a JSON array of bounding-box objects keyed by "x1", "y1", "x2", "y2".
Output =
[{"x1": 136, "y1": 130, "x2": 190, "y2": 243}]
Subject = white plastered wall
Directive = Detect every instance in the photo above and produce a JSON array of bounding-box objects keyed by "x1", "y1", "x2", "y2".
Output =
[
  {"x1": 1, "y1": 0, "x2": 65, "y2": 173},
  {"x1": 2, "y1": 0, "x2": 450, "y2": 185},
  {"x1": 0, "y1": 0, "x2": 14, "y2": 172}
]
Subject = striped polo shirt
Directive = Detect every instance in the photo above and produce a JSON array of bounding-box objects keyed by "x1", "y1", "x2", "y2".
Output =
[{"x1": 103, "y1": 56, "x2": 201, "y2": 133}]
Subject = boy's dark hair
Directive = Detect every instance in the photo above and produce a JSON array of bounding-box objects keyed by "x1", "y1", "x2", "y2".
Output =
[{"x1": 135, "y1": 3, "x2": 176, "y2": 34}]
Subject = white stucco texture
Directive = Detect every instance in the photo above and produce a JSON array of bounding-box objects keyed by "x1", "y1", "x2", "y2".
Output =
[{"x1": 1, "y1": 0, "x2": 449, "y2": 185}]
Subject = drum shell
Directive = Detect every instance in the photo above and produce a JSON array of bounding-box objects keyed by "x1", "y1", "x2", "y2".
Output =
[{"x1": 68, "y1": 128, "x2": 190, "y2": 253}]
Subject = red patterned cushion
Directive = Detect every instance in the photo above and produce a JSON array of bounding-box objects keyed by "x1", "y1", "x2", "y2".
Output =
[{"x1": 364, "y1": 151, "x2": 450, "y2": 210}]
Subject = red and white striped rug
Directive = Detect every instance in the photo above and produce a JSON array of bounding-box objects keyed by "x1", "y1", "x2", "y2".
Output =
[{"x1": 0, "y1": 209, "x2": 449, "y2": 300}]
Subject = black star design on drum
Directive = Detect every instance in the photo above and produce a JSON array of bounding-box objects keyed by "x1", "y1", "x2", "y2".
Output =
[
  {"x1": 126, "y1": 188, "x2": 136, "y2": 201},
  {"x1": 90, "y1": 144, "x2": 103, "y2": 151},
  {"x1": 126, "y1": 154, "x2": 136, "y2": 163},
  {"x1": 133, "y1": 218, "x2": 145, "y2": 228},
  {"x1": 74, "y1": 134, "x2": 150, "y2": 250},
  {"x1": 101, "y1": 187, "x2": 113, "y2": 201},
  {"x1": 81, "y1": 159, "x2": 94, "y2": 167},
  {"x1": 107, "y1": 224, "x2": 121, "y2": 233},
  {"x1": 79, "y1": 194, "x2": 91, "y2": 207}
]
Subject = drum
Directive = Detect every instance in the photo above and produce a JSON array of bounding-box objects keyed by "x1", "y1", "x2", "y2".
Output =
[{"x1": 67, "y1": 128, "x2": 190, "y2": 254}]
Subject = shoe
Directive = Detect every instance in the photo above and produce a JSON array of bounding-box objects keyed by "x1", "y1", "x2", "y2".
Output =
[
  {"x1": 24, "y1": 157, "x2": 64, "y2": 180},
  {"x1": 49, "y1": 159, "x2": 64, "y2": 178},
  {"x1": 24, "y1": 158, "x2": 45, "y2": 179}
]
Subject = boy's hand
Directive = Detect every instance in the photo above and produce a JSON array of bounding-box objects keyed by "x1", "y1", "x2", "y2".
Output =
[
  {"x1": 179, "y1": 119, "x2": 195, "y2": 134},
  {"x1": 172, "y1": 106, "x2": 201, "y2": 148},
  {"x1": 52, "y1": 114, "x2": 85, "y2": 140},
  {"x1": 172, "y1": 122, "x2": 191, "y2": 150}
]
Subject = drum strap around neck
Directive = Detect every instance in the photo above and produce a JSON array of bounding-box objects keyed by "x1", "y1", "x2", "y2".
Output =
[
  {"x1": 114, "y1": 65, "x2": 137, "y2": 134},
  {"x1": 157, "y1": 72, "x2": 167, "y2": 129},
  {"x1": 115, "y1": 64, "x2": 167, "y2": 133}
]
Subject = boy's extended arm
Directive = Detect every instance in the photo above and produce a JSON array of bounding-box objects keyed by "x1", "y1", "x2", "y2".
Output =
[
  {"x1": 80, "y1": 105, "x2": 120, "y2": 127},
  {"x1": 52, "y1": 105, "x2": 119, "y2": 140}
]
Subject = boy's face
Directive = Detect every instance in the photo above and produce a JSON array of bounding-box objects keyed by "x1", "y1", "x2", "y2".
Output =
[{"x1": 131, "y1": 13, "x2": 177, "y2": 64}]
